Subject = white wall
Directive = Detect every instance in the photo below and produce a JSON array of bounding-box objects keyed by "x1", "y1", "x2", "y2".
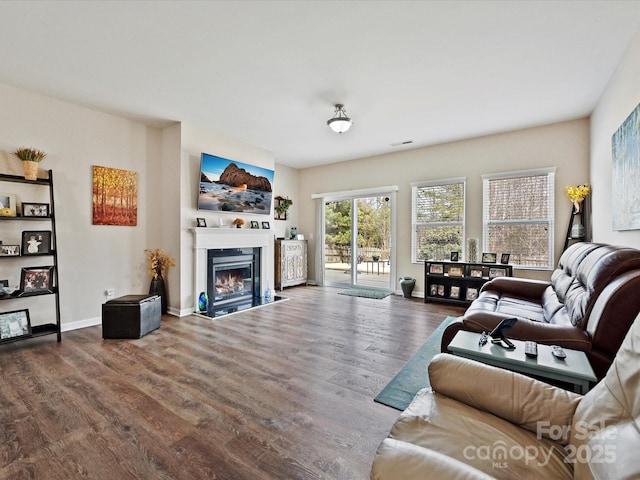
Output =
[
  {"x1": 298, "y1": 119, "x2": 590, "y2": 296},
  {"x1": 272, "y1": 162, "x2": 300, "y2": 241},
  {"x1": 175, "y1": 122, "x2": 276, "y2": 314},
  {"x1": 0, "y1": 83, "x2": 160, "y2": 330},
  {"x1": 591, "y1": 28, "x2": 640, "y2": 247}
]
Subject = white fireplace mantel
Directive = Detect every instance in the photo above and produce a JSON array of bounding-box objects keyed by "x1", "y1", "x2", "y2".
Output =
[{"x1": 192, "y1": 227, "x2": 274, "y2": 312}]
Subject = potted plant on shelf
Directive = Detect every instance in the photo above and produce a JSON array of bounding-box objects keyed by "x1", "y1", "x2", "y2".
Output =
[
  {"x1": 12, "y1": 147, "x2": 47, "y2": 181},
  {"x1": 145, "y1": 248, "x2": 175, "y2": 314},
  {"x1": 274, "y1": 196, "x2": 293, "y2": 220}
]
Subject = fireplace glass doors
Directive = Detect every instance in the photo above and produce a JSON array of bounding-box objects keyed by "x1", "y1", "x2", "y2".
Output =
[
  {"x1": 214, "y1": 261, "x2": 253, "y2": 303},
  {"x1": 207, "y1": 248, "x2": 261, "y2": 316}
]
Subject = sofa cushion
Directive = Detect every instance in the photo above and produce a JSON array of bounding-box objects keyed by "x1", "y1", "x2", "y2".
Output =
[
  {"x1": 371, "y1": 439, "x2": 495, "y2": 480},
  {"x1": 551, "y1": 242, "x2": 603, "y2": 302},
  {"x1": 570, "y1": 310, "x2": 640, "y2": 480},
  {"x1": 382, "y1": 388, "x2": 573, "y2": 480},
  {"x1": 564, "y1": 246, "x2": 640, "y2": 327}
]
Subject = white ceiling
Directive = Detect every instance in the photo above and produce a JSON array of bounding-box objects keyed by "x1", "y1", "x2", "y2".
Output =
[{"x1": 1, "y1": 1, "x2": 640, "y2": 169}]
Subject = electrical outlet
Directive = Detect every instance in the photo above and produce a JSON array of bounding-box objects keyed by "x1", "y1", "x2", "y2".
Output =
[{"x1": 105, "y1": 288, "x2": 115, "y2": 299}]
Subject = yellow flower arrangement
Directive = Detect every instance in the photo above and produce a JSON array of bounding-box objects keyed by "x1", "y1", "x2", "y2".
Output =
[
  {"x1": 566, "y1": 184, "x2": 590, "y2": 213},
  {"x1": 565, "y1": 184, "x2": 591, "y2": 202},
  {"x1": 145, "y1": 248, "x2": 175, "y2": 279}
]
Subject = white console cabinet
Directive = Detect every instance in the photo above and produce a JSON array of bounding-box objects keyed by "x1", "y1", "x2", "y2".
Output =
[{"x1": 274, "y1": 239, "x2": 307, "y2": 290}]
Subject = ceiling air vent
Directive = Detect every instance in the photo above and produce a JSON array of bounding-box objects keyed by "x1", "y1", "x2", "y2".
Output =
[{"x1": 390, "y1": 140, "x2": 413, "y2": 147}]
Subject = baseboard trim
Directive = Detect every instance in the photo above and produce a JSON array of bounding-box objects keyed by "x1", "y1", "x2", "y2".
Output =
[{"x1": 61, "y1": 316, "x2": 101, "y2": 332}]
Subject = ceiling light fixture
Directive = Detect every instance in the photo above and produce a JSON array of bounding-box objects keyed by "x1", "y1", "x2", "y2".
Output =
[{"x1": 327, "y1": 104, "x2": 353, "y2": 134}]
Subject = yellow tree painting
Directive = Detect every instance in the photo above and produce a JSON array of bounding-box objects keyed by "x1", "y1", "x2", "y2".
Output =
[{"x1": 92, "y1": 166, "x2": 138, "y2": 226}]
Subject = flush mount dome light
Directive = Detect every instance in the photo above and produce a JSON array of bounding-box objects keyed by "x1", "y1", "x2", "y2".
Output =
[{"x1": 327, "y1": 104, "x2": 353, "y2": 134}]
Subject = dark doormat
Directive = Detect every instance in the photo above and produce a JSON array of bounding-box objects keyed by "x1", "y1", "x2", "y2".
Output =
[{"x1": 338, "y1": 288, "x2": 393, "y2": 299}]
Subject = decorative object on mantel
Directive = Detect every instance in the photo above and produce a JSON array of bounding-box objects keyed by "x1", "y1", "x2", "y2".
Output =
[
  {"x1": 565, "y1": 184, "x2": 590, "y2": 213},
  {"x1": 274, "y1": 196, "x2": 293, "y2": 220},
  {"x1": 289, "y1": 226, "x2": 298, "y2": 239},
  {"x1": 12, "y1": 147, "x2": 46, "y2": 181},
  {"x1": 145, "y1": 248, "x2": 175, "y2": 314},
  {"x1": 327, "y1": 104, "x2": 353, "y2": 134},
  {"x1": 232, "y1": 217, "x2": 245, "y2": 228}
]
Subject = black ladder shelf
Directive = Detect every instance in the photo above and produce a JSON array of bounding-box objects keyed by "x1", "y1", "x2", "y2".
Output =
[{"x1": 563, "y1": 198, "x2": 589, "y2": 251}]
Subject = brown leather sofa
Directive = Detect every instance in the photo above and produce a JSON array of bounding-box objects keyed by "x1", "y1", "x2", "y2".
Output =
[
  {"x1": 441, "y1": 242, "x2": 640, "y2": 378},
  {"x1": 371, "y1": 312, "x2": 640, "y2": 479}
]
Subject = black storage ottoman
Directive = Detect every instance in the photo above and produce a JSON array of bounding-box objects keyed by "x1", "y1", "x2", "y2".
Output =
[{"x1": 102, "y1": 294, "x2": 161, "y2": 339}]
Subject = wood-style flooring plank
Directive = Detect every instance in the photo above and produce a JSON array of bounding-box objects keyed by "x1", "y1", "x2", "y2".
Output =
[{"x1": 0, "y1": 286, "x2": 464, "y2": 479}]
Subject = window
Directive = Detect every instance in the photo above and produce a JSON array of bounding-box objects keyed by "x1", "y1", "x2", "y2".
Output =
[
  {"x1": 412, "y1": 178, "x2": 465, "y2": 263},
  {"x1": 482, "y1": 168, "x2": 555, "y2": 269}
]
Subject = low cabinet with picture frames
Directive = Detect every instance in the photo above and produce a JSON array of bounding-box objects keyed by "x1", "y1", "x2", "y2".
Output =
[
  {"x1": 0, "y1": 170, "x2": 61, "y2": 344},
  {"x1": 424, "y1": 260, "x2": 513, "y2": 306}
]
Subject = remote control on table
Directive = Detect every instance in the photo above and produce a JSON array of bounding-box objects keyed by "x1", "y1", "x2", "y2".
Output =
[
  {"x1": 551, "y1": 345, "x2": 566, "y2": 359},
  {"x1": 525, "y1": 341, "x2": 538, "y2": 357}
]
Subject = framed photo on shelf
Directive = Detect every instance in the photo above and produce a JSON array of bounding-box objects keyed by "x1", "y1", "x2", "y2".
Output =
[
  {"x1": 21, "y1": 202, "x2": 49, "y2": 217},
  {"x1": 450, "y1": 251, "x2": 459, "y2": 262},
  {"x1": 19, "y1": 266, "x2": 54, "y2": 295},
  {"x1": 250, "y1": 221, "x2": 259, "y2": 229},
  {"x1": 447, "y1": 266, "x2": 464, "y2": 277},
  {"x1": 196, "y1": 217, "x2": 207, "y2": 227},
  {"x1": 429, "y1": 284, "x2": 438, "y2": 296},
  {"x1": 500, "y1": 253, "x2": 511, "y2": 264},
  {"x1": 429, "y1": 263, "x2": 444, "y2": 274},
  {"x1": 489, "y1": 267, "x2": 508, "y2": 279},
  {"x1": 0, "y1": 192, "x2": 17, "y2": 213},
  {"x1": 0, "y1": 245, "x2": 20, "y2": 257},
  {"x1": 0, "y1": 309, "x2": 31, "y2": 340},
  {"x1": 21, "y1": 231, "x2": 51, "y2": 255},
  {"x1": 469, "y1": 268, "x2": 483, "y2": 278},
  {"x1": 482, "y1": 252, "x2": 497, "y2": 263},
  {"x1": 466, "y1": 288, "x2": 479, "y2": 301},
  {"x1": 449, "y1": 286, "x2": 460, "y2": 299},
  {"x1": 437, "y1": 284, "x2": 445, "y2": 297},
  {"x1": 261, "y1": 221, "x2": 270, "y2": 229}
]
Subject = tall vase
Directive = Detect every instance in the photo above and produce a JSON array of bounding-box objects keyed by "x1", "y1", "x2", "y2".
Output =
[
  {"x1": 149, "y1": 276, "x2": 168, "y2": 314},
  {"x1": 467, "y1": 238, "x2": 478, "y2": 262},
  {"x1": 22, "y1": 161, "x2": 39, "y2": 181},
  {"x1": 399, "y1": 277, "x2": 416, "y2": 298},
  {"x1": 573, "y1": 200, "x2": 583, "y2": 213}
]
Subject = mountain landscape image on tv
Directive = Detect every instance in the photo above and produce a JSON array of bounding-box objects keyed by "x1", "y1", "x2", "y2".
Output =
[{"x1": 198, "y1": 153, "x2": 274, "y2": 215}]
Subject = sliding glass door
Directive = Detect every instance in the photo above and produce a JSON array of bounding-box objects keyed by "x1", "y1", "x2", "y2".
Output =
[{"x1": 323, "y1": 191, "x2": 395, "y2": 290}]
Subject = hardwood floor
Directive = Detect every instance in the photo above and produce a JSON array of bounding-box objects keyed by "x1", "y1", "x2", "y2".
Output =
[{"x1": 0, "y1": 286, "x2": 464, "y2": 480}]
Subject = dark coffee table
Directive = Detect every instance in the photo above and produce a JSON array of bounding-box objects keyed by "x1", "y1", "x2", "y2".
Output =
[{"x1": 448, "y1": 331, "x2": 597, "y2": 393}]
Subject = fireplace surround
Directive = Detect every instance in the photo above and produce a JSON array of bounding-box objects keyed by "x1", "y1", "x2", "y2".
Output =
[{"x1": 192, "y1": 227, "x2": 275, "y2": 317}]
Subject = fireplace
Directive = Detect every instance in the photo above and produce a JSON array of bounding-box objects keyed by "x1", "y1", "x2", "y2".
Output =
[
  {"x1": 192, "y1": 227, "x2": 275, "y2": 318},
  {"x1": 207, "y1": 247, "x2": 261, "y2": 316}
]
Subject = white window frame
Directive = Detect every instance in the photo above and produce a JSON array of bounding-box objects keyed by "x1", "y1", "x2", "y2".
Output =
[
  {"x1": 482, "y1": 167, "x2": 555, "y2": 270},
  {"x1": 411, "y1": 177, "x2": 466, "y2": 264}
]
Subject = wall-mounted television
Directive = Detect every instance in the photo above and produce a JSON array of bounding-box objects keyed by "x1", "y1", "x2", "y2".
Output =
[{"x1": 198, "y1": 153, "x2": 274, "y2": 215}]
